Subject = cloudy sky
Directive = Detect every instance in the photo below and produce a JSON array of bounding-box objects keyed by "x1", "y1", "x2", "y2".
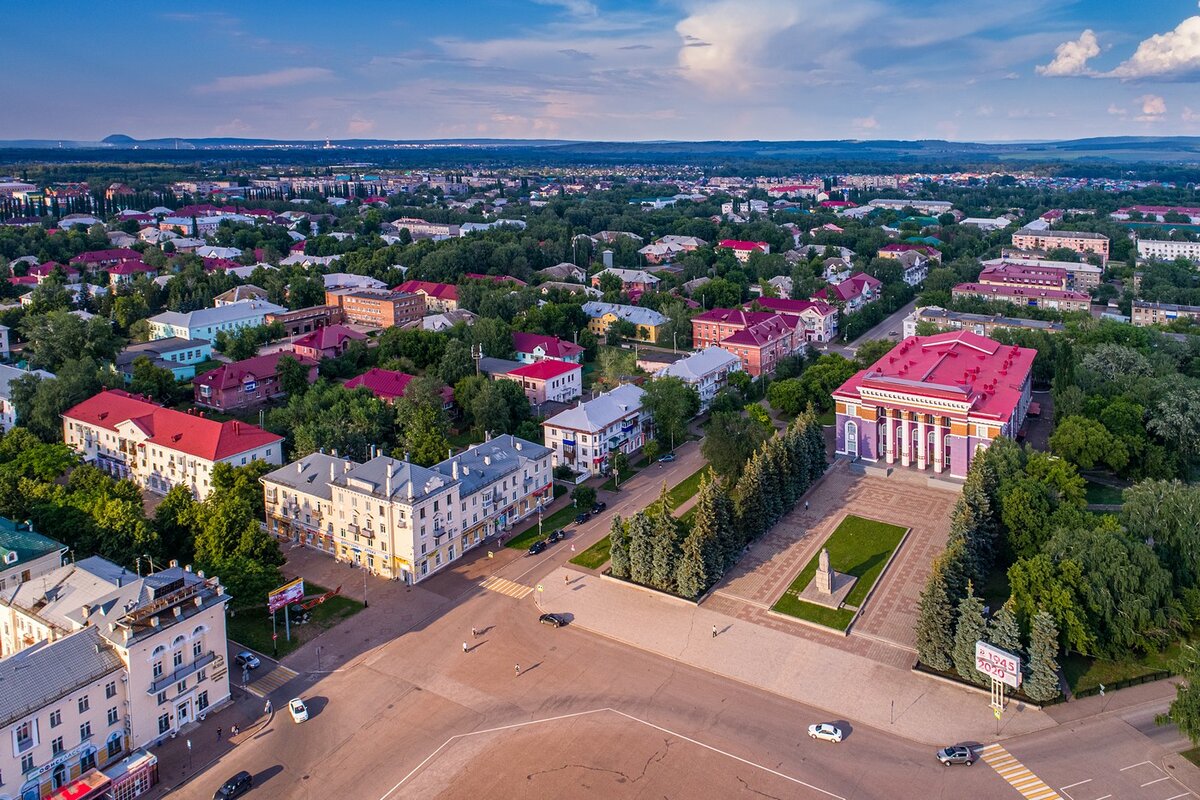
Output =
[{"x1": 7, "y1": 1, "x2": 1200, "y2": 142}]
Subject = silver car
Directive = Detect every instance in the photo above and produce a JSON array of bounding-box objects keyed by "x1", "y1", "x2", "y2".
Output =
[{"x1": 936, "y1": 746, "x2": 974, "y2": 766}]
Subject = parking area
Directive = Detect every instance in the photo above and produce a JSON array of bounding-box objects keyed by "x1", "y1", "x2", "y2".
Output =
[{"x1": 1059, "y1": 760, "x2": 1194, "y2": 800}]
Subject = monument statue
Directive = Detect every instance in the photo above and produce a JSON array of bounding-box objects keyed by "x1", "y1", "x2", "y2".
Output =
[{"x1": 816, "y1": 547, "x2": 833, "y2": 595}]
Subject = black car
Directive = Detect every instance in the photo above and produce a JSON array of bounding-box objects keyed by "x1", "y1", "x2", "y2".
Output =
[
  {"x1": 574, "y1": 512, "x2": 590, "y2": 525},
  {"x1": 539, "y1": 612, "x2": 569, "y2": 627},
  {"x1": 591, "y1": 501, "x2": 607, "y2": 515},
  {"x1": 528, "y1": 540, "x2": 548, "y2": 555},
  {"x1": 214, "y1": 771, "x2": 253, "y2": 800},
  {"x1": 547, "y1": 528, "x2": 566, "y2": 543}
]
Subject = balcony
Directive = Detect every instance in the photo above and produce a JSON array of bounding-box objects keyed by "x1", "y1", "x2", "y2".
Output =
[{"x1": 147, "y1": 651, "x2": 215, "y2": 695}]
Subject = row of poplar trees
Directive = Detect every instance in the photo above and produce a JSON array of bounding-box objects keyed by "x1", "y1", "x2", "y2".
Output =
[
  {"x1": 914, "y1": 444, "x2": 1061, "y2": 701},
  {"x1": 609, "y1": 412, "x2": 827, "y2": 600}
]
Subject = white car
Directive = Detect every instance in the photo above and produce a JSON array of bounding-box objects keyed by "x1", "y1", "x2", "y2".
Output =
[
  {"x1": 807, "y1": 723, "x2": 843, "y2": 743},
  {"x1": 288, "y1": 698, "x2": 309, "y2": 724}
]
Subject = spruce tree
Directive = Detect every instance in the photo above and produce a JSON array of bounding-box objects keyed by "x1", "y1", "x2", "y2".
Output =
[
  {"x1": 952, "y1": 582, "x2": 989, "y2": 686},
  {"x1": 608, "y1": 515, "x2": 630, "y2": 578},
  {"x1": 760, "y1": 440, "x2": 785, "y2": 526},
  {"x1": 915, "y1": 558, "x2": 956, "y2": 670},
  {"x1": 735, "y1": 449, "x2": 769, "y2": 542},
  {"x1": 627, "y1": 512, "x2": 655, "y2": 585},
  {"x1": 676, "y1": 472, "x2": 726, "y2": 598},
  {"x1": 988, "y1": 604, "x2": 1022, "y2": 656},
  {"x1": 650, "y1": 484, "x2": 681, "y2": 591},
  {"x1": 1025, "y1": 611, "x2": 1061, "y2": 702},
  {"x1": 803, "y1": 413, "x2": 827, "y2": 484}
]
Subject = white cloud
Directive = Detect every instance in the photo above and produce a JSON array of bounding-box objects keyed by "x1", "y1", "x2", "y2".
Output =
[
  {"x1": 853, "y1": 116, "x2": 879, "y2": 130},
  {"x1": 199, "y1": 67, "x2": 332, "y2": 93},
  {"x1": 1036, "y1": 29, "x2": 1099, "y2": 76},
  {"x1": 1184, "y1": 106, "x2": 1200, "y2": 122},
  {"x1": 347, "y1": 115, "x2": 376, "y2": 135},
  {"x1": 1108, "y1": 14, "x2": 1200, "y2": 79},
  {"x1": 532, "y1": 0, "x2": 597, "y2": 17},
  {"x1": 1135, "y1": 93, "x2": 1167, "y2": 121},
  {"x1": 212, "y1": 118, "x2": 251, "y2": 136},
  {"x1": 1107, "y1": 103, "x2": 1127, "y2": 117}
]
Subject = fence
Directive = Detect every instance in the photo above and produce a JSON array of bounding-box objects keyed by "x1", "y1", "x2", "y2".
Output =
[{"x1": 1073, "y1": 670, "x2": 1172, "y2": 699}]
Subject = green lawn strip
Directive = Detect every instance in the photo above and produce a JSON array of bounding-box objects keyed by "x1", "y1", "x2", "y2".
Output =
[
  {"x1": 226, "y1": 581, "x2": 363, "y2": 659},
  {"x1": 816, "y1": 408, "x2": 836, "y2": 426},
  {"x1": 1062, "y1": 644, "x2": 1179, "y2": 694},
  {"x1": 570, "y1": 535, "x2": 612, "y2": 569},
  {"x1": 665, "y1": 466, "x2": 707, "y2": 508},
  {"x1": 1183, "y1": 748, "x2": 1200, "y2": 768},
  {"x1": 505, "y1": 503, "x2": 581, "y2": 550},
  {"x1": 770, "y1": 514, "x2": 908, "y2": 630},
  {"x1": 1084, "y1": 480, "x2": 1125, "y2": 506},
  {"x1": 600, "y1": 464, "x2": 641, "y2": 492}
]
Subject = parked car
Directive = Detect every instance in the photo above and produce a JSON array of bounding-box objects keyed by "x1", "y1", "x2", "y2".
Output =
[
  {"x1": 658, "y1": 453, "x2": 677, "y2": 463},
  {"x1": 528, "y1": 540, "x2": 548, "y2": 555},
  {"x1": 936, "y1": 746, "x2": 974, "y2": 766},
  {"x1": 213, "y1": 771, "x2": 253, "y2": 800},
  {"x1": 807, "y1": 723, "x2": 843, "y2": 743},
  {"x1": 574, "y1": 512, "x2": 590, "y2": 525},
  {"x1": 591, "y1": 501, "x2": 607, "y2": 515},
  {"x1": 539, "y1": 613, "x2": 569, "y2": 627},
  {"x1": 233, "y1": 651, "x2": 260, "y2": 670},
  {"x1": 547, "y1": 529, "x2": 566, "y2": 543},
  {"x1": 288, "y1": 697, "x2": 309, "y2": 724}
]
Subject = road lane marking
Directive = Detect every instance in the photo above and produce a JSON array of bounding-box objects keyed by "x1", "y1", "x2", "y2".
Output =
[
  {"x1": 244, "y1": 664, "x2": 299, "y2": 698},
  {"x1": 1144, "y1": 776, "x2": 1172, "y2": 786},
  {"x1": 1121, "y1": 761, "x2": 1152, "y2": 771},
  {"x1": 1165, "y1": 793, "x2": 1195, "y2": 800},
  {"x1": 980, "y1": 744, "x2": 1062, "y2": 800},
  {"x1": 480, "y1": 575, "x2": 533, "y2": 599},
  {"x1": 1059, "y1": 780, "x2": 1091, "y2": 791},
  {"x1": 376, "y1": 706, "x2": 846, "y2": 800}
]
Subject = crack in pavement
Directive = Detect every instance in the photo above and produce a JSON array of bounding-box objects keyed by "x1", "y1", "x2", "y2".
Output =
[
  {"x1": 525, "y1": 736, "x2": 675, "y2": 785},
  {"x1": 736, "y1": 774, "x2": 787, "y2": 800}
]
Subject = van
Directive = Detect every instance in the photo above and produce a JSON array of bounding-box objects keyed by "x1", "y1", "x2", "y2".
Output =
[{"x1": 214, "y1": 771, "x2": 253, "y2": 799}]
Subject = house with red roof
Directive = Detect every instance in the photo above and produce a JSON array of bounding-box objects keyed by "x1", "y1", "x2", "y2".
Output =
[
  {"x1": 62, "y1": 389, "x2": 283, "y2": 498},
  {"x1": 691, "y1": 308, "x2": 805, "y2": 377},
  {"x1": 194, "y1": 352, "x2": 317, "y2": 411},
  {"x1": 394, "y1": 280, "x2": 459, "y2": 312},
  {"x1": 716, "y1": 239, "x2": 771, "y2": 263},
  {"x1": 291, "y1": 324, "x2": 366, "y2": 360},
  {"x1": 512, "y1": 331, "x2": 584, "y2": 364},
  {"x1": 496, "y1": 359, "x2": 582, "y2": 405},
  {"x1": 745, "y1": 297, "x2": 839, "y2": 342},
  {"x1": 28, "y1": 262, "x2": 80, "y2": 284},
  {"x1": 833, "y1": 331, "x2": 1036, "y2": 479},
  {"x1": 69, "y1": 249, "x2": 142, "y2": 270},
  {"x1": 812, "y1": 272, "x2": 882, "y2": 314},
  {"x1": 344, "y1": 368, "x2": 455, "y2": 409},
  {"x1": 107, "y1": 259, "x2": 158, "y2": 286}
]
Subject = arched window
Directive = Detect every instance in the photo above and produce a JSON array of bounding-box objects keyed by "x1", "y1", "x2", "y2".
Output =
[
  {"x1": 171, "y1": 635, "x2": 186, "y2": 648},
  {"x1": 151, "y1": 644, "x2": 167, "y2": 657},
  {"x1": 845, "y1": 421, "x2": 859, "y2": 458}
]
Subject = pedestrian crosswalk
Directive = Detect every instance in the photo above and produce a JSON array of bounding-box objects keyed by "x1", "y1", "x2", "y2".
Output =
[
  {"x1": 480, "y1": 575, "x2": 534, "y2": 599},
  {"x1": 243, "y1": 664, "x2": 299, "y2": 698},
  {"x1": 980, "y1": 744, "x2": 1062, "y2": 800}
]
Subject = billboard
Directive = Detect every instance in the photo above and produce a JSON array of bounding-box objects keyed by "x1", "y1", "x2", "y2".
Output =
[
  {"x1": 268, "y1": 578, "x2": 305, "y2": 613},
  {"x1": 975, "y1": 641, "x2": 1022, "y2": 688}
]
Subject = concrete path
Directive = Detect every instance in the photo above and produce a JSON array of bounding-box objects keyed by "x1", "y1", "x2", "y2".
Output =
[{"x1": 540, "y1": 566, "x2": 1057, "y2": 746}]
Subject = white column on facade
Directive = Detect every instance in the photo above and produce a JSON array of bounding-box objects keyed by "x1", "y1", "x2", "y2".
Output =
[
  {"x1": 900, "y1": 412, "x2": 911, "y2": 467},
  {"x1": 934, "y1": 416, "x2": 946, "y2": 474},
  {"x1": 916, "y1": 415, "x2": 927, "y2": 470},
  {"x1": 884, "y1": 409, "x2": 895, "y2": 464}
]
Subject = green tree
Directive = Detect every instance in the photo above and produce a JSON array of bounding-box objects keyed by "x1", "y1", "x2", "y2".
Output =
[
  {"x1": 610, "y1": 450, "x2": 629, "y2": 488},
  {"x1": 853, "y1": 339, "x2": 898, "y2": 369},
  {"x1": 1122, "y1": 480, "x2": 1200, "y2": 590},
  {"x1": 767, "y1": 379, "x2": 807, "y2": 416},
  {"x1": 128, "y1": 356, "x2": 179, "y2": 404},
  {"x1": 276, "y1": 355, "x2": 312, "y2": 398},
  {"x1": 154, "y1": 484, "x2": 198, "y2": 564},
  {"x1": 626, "y1": 512, "x2": 654, "y2": 585},
  {"x1": 608, "y1": 515, "x2": 630, "y2": 578},
  {"x1": 675, "y1": 472, "x2": 727, "y2": 599},
  {"x1": 952, "y1": 583, "x2": 988, "y2": 686},
  {"x1": 650, "y1": 489, "x2": 681, "y2": 591},
  {"x1": 642, "y1": 439, "x2": 661, "y2": 462},
  {"x1": 397, "y1": 399, "x2": 451, "y2": 467},
  {"x1": 641, "y1": 376, "x2": 699, "y2": 452},
  {"x1": 915, "y1": 557, "x2": 956, "y2": 670},
  {"x1": 988, "y1": 604, "x2": 1022, "y2": 655},
  {"x1": 439, "y1": 338, "x2": 475, "y2": 386},
  {"x1": 702, "y1": 410, "x2": 769, "y2": 483},
  {"x1": 1049, "y1": 416, "x2": 1120, "y2": 471},
  {"x1": 1024, "y1": 611, "x2": 1061, "y2": 702},
  {"x1": 572, "y1": 485, "x2": 596, "y2": 510}
]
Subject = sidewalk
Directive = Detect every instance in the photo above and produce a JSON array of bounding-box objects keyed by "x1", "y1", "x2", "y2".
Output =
[
  {"x1": 147, "y1": 691, "x2": 266, "y2": 797},
  {"x1": 540, "y1": 566, "x2": 1057, "y2": 746}
]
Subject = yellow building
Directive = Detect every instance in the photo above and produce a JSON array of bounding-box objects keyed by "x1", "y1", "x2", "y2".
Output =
[{"x1": 581, "y1": 301, "x2": 665, "y2": 343}]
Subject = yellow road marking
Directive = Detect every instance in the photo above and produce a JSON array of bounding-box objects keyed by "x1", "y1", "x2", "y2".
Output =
[
  {"x1": 981, "y1": 744, "x2": 1062, "y2": 800},
  {"x1": 244, "y1": 665, "x2": 299, "y2": 698},
  {"x1": 481, "y1": 575, "x2": 534, "y2": 599}
]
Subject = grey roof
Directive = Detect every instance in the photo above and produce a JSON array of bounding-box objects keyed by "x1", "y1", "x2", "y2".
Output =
[
  {"x1": 115, "y1": 338, "x2": 209, "y2": 369},
  {"x1": 0, "y1": 518, "x2": 64, "y2": 573},
  {"x1": 214, "y1": 284, "x2": 267, "y2": 304},
  {"x1": 581, "y1": 302, "x2": 667, "y2": 328},
  {"x1": 0, "y1": 364, "x2": 53, "y2": 401},
  {"x1": 435, "y1": 435, "x2": 551, "y2": 497},
  {"x1": 66, "y1": 566, "x2": 227, "y2": 646},
  {"x1": 914, "y1": 306, "x2": 1064, "y2": 332},
  {"x1": 0, "y1": 627, "x2": 124, "y2": 728},
  {"x1": 477, "y1": 357, "x2": 523, "y2": 376},
  {"x1": 336, "y1": 457, "x2": 452, "y2": 504},
  {"x1": 148, "y1": 299, "x2": 286, "y2": 330},
  {"x1": 3, "y1": 556, "x2": 131, "y2": 633},
  {"x1": 543, "y1": 383, "x2": 644, "y2": 433},
  {"x1": 657, "y1": 346, "x2": 741, "y2": 382},
  {"x1": 261, "y1": 452, "x2": 353, "y2": 502}
]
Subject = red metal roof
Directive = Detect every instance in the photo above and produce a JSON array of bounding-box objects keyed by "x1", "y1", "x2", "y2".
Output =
[
  {"x1": 70, "y1": 248, "x2": 141, "y2": 265},
  {"x1": 511, "y1": 331, "x2": 583, "y2": 360},
  {"x1": 343, "y1": 368, "x2": 415, "y2": 399},
  {"x1": 747, "y1": 297, "x2": 837, "y2": 317},
  {"x1": 395, "y1": 280, "x2": 459, "y2": 301},
  {"x1": 717, "y1": 239, "x2": 769, "y2": 252},
  {"x1": 505, "y1": 360, "x2": 580, "y2": 380},
  {"x1": 292, "y1": 324, "x2": 366, "y2": 352},
  {"x1": 63, "y1": 389, "x2": 282, "y2": 460},
  {"x1": 195, "y1": 352, "x2": 316, "y2": 392}
]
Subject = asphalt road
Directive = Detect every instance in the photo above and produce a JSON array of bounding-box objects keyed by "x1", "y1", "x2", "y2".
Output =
[{"x1": 827, "y1": 299, "x2": 918, "y2": 358}]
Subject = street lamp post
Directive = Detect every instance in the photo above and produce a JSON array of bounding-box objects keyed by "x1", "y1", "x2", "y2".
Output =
[
  {"x1": 316, "y1": 646, "x2": 323, "y2": 672},
  {"x1": 362, "y1": 563, "x2": 368, "y2": 608}
]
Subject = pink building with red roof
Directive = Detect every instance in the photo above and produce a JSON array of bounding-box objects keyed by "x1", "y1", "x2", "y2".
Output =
[
  {"x1": 344, "y1": 368, "x2": 456, "y2": 408},
  {"x1": 69, "y1": 248, "x2": 142, "y2": 269},
  {"x1": 194, "y1": 352, "x2": 318, "y2": 411},
  {"x1": 28, "y1": 262, "x2": 80, "y2": 284},
  {"x1": 512, "y1": 331, "x2": 584, "y2": 364},
  {"x1": 833, "y1": 331, "x2": 1036, "y2": 479},
  {"x1": 977, "y1": 263, "x2": 1068, "y2": 291},
  {"x1": 62, "y1": 389, "x2": 283, "y2": 498},
  {"x1": 952, "y1": 282, "x2": 1091, "y2": 312},
  {"x1": 394, "y1": 280, "x2": 459, "y2": 312},
  {"x1": 812, "y1": 272, "x2": 881, "y2": 313},
  {"x1": 745, "y1": 297, "x2": 839, "y2": 342},
  {"x1": 497, "y1": 360, "x2": 582, "y2": 404},
  {"x1": 691, "y1": 308, "x2": 804, "y2": 376},
  {"x1": 107, "y1": 259, "x2": 158, "y2": 286},
  {"x1": 291, "y1": 324, "x2": 366, "y2": 360},
  {"x1": 717, "y1": 239, "x2": 770, "y2": 263}
]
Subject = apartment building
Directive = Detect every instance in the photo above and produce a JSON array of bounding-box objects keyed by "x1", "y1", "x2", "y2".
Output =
[
  {"x1": 114, "y1": 339, "x2": 211, "y2": 383},
  {"x1": 1136, "y1": 238, "x2": 1200, "y2": 263},
  {"x1": 194, "y1": 352, "x2": 318, "y2": 411},
  {"x1": 1131, "y1": 299, "x2": 1200, "y2": 327},
  {"x1": 146, "y1": 300, "x2": 286, "y2": 342},
  {"x1": 590, "y1": 268, "x2": 661, "y2": 293},
  {"x1": 1010, "y1": 228, "x2": 1109, "y2": 262},
  {"x1": 581, "y1": 302, "x2": 666, "y2": 343},
  {"x1": 0, "y1": 364, "x2": 54, "y2": 434},
  {"x1": 261, "y1": 436, "x2": 552, "y2": 584},
  {"x1": 542, "y1": 384, "x2": 646, "y2": 477},
  {"x1": 324, "y1": 288, "x2": 424, "y2": 328},
  {"x1": 0, "y1": 519, "x2": 65, "y2": 595},
  {"x1": 655, "y1": 346, "x2": 742, "y2": 410},
  {"x1": 985, "y1": 254, "x2": 1102, "y2": 290},
  {"x1": 63, "y1": 390, "x2": 283, "y2": 499},
  {"x1": 903, "y1": 306, "x2": 1065, "y2": 338},
  {"x1": 976, "y1": 263, "x2": 1069, "y2": 291},
  {"x1": 264, "y1": 305, "x2": 343, "y2": 338},
  {"x1": 951, "y1": 282, "x2": 1092, "y2": 312},
  {"x1": 496, "y1": 360, "x2": 582, "y2": 404}
]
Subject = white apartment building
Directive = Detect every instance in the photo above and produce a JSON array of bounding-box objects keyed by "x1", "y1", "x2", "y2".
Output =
[
  {"x1": 655, "y1": 346, "x2": 742, "y2": 411},
  {"x1": 541, "y1": 384, "x2": 646, "y2": 477},
  {"x1": 262, "y1": 436, "x2": 552, "y2": 584},
  {"x1": 0, "y1": 520, "x2": 66, "y2": 597},
  {"x1": 146, "y1": 299, "x2": 286, "y2": 341},
  {"x1": 62, "y1": 390, "x2": 283, "y2": 499},
  {"x1": 1137, "y1": 238, "x2": 1200, "y2": 263},
  {"x1": 0, "y1": 365, "x2": 53, "y2": 435}
]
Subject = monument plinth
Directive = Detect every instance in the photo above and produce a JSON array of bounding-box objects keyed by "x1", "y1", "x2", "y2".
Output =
[{"x1": 799, "y1": 547, "x2": 858, "y2": 609}]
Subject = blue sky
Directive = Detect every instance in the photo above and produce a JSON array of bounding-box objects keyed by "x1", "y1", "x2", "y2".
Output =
[{"x1": 6, "y1": 1, "x2": 1200, "y2": 142}]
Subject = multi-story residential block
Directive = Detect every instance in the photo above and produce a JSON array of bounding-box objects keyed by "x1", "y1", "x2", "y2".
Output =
[
  {"x1": 951, "y1": 283, "x2": 1092, "y2": 312},
  {"x1": 867, "y1": 198, "x2": 953, "y2": 214},
  {"x1": 1136, "y1": 238, "x2": 1200, "y2": 263},
  {"x1": 512, "y1": 332, "x2": 584, "y2": 364},
  {"x1": 903, "y1": 306, "x2": 1065, "y2": 338},
  {"x1": 0, "y1": 364, "x2": 53, "y2": 433},
  {"x1": 114, "y1": 339, "x2": 211, "y2": 383},
  {"x1": 834, "y1": 332, "x2": 1036, "y2": 479},
  {"x1": 0, "y1": 518, "x2": 65, "y2": 594},
  {"x1": 63, "y1": 390, "x2": 283, "y2": 498},
  {"x1": 263, "y1": 304, "x2": 344, "y2": 338},
  {"x1": 581, "y1": 302, "x2": 666, "y2": 343},
  {"x1": 986, "y1": 254, "x2": 1102, "y2": 290},
  {"x1": 976, "y1": 263, "x2": 1069, "y2": 291},
  {"x1": 497, "y1": 360, "x2": 582, "y2": 405},
  {"x1": 812, "y1": 272, "x2": 882, "y2": 314},
  {"x1": 691, "y1": 308, "x2": 802, "y2": 377},
  {"x1": 655, "y1": 346, "x2": 742, "y2": 410},
  {"x1": 590, "y1": 268, "x2": 661, "y2": 293},
  {"x1": 542, "y1": 384, "x2": 646, "y2": 477},
  {"x1": 1131, "y1": 299, "x2": 1200, "y2": 327},
  {"x1": 747, "y1": 297, "x2": 839, "y2": 341},
  {"x1": 390, "y1": 218, "x2": 460, "y2": 239},
  {"x1": 1113, "y1": 205, "x2": 1200, "y2": 224},
  {"x1": 194, "y1": 352, "x2": 318, "y2": 411},
  {"x1": 263, "y1": 436, "x2": 551, "y2": 583},
  {"x1": 1010, "y1": 228, "x2": 1109, "y2": 262},
  {"x1": 324, "y1": 289, "x2": 425, "y2": 328},
  {"x1": 393, "y1": 281, "x2": 459, "y2": 312},
  {"x1": 146, "y1": 300, "x2": 286, "y2": 342}
]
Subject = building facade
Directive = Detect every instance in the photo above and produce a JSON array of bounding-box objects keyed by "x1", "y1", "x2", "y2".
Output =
[
  {"x1": 146, "y1": 300, "x2": 286, "y2": 342},
  {"x1": 747, "y1": 298, "x2": 838, "y2": 342},
  {"x1": 324, "y1": 289, "x2": 424, "y2": 328},
  {"x1": 580, "y1": 302, "x2": 665, "y2": 343},
  {"x1": 1136, "y1": 238, "x2": 1200, "y2": 263},
  {"x1": 1131, "y1": 299, "x2": 1200, "y2": 328},
  {"x1": 497, "y1": 360, "x2": 582, "y2": 405},
  {"x1": 194, "y1": 352, "x2": 318, "y2": 411},
  {"x1": 951, "y1": 282, "x2": 1092, "y2": 312},
  {"x1": 263, "y1": 305, "x2": 343, "y2": 338},
  {"x1": 833, "y1": 332, "x2": 1036, "y2": 479},
  {"x1": 115, "y1": 339, "x2": 210, "y2": 383},
  {"x1": 655, "y1": 346, "x2": 742, "y2": 410},
  {"x1": 1010, "y1": 228, "x2": 1109, "y2": 262},
  {"x1": 0, "y1": 519, "x2": 65, "y2": 595},
  {"x1": 903, "y1": 306, "x2": 1065, "y2": 338},
  {"x1": 541, "y1": 384, "x2": 646, "y2": 477}
]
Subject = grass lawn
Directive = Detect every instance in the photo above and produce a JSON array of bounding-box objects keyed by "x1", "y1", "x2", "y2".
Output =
[
  {"x1": 600, "y1": 463, "x2": 641, "y2": 492},
  {"x1": 570, "y1": 535, "x2": 612, "y2": 569},
  {"x1": 226, "y1": 581, "x2": 364, "y2": 659},
  {"x1": 666, "y1": 466, "x2": 707, "y2": 508},
  {"x1": 505, "y1": 502, "x2": 583, "y2": 550},
  {"x1": 1085, "y1": 480, "x2": 1125, "y2": 506},
  {"x1": 1062, "y1": 644, "x2": 1179, "y2": 694},
  {"x1": 771, "y1": 514, "x2": 908, "y2": 631},
  {"x1": 1183, "y1": 748, "x2": 1200, "y2": 768},
  {"x1": 816, "y1": 408, "x2": 836, "y2": 426}
]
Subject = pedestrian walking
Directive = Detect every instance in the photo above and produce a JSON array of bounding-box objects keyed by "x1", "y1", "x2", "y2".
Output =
[
  {"x1": 264, "y1": 700, "x2": 272, "y2": 715},
  {"x1": 216, "y1": 726, "x2": 222, "y2": 741},
  {"x1": 472, "y1": 626, "x2": 478, "y2": 638},
  {"x1": 564, "y1": 574, "x2": 569, "y2": 584},
  {"x1": 231, "y1": 724, "x2": 239, "y2": 737},
  {"x1": 515, "y1": 663, "x2": 521, "y2": 676},
  {"x1": 712, "y1": 624, "x2": 717, "y2": 639},
  {"x1": 463, "y1": 641, "x2": 468, "y2": 653},
  {"x1": 804, "y1": 500, "x2": 810, "y2": 511}
]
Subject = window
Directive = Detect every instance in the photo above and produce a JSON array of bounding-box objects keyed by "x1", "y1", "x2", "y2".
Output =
[
  {"x1": 15, "y1": 721, "x2": 33, "y2": 751},
  {"x1": 80, "y1": 750, "x2": 96, "y2": 772},
  {"x1": 158, "y1": 714, "x2": 170, "y2": 735},
  {"x1": 152, "y1": 661, "x2": 163, "y2": 679},
  {"x1": 197, "y1": 668, "x2": 207, "y2": 682},
  {"x1": 50, "y1": 710, "x2": 62, "y2": 728},
  {"x1": 52, "y1": 736, "x2": 64, "y2": 755},
  {"x1": 107, "y1": 735, "x2": 122, "y2": 759},
  {"x1": 80, "y1": 721, "x2": 92, "y2": 741},
  {"x1": 21, "y1": 754, "x2": 34, "y2": 774},
  {"x1": 173, "y1": 651, "x2": 183, "y2": 667},
  {"x1": 157, "y1": 691, "x2": 167, "y2": 705},
  {"x1": 105, "y1": 681, "x2": 116, "y2": 699},
  {"x1": 176, "y1": 680, "x2": 186, "y2": 694},
  {"x1": 198, "y1": 691, "x2": 209, "y2": 712},
  {"x1": 107, "y1": 707, "x2": 119, "y2": 726},
  {"x1": 78, "y1": 696, "x2": 89, "y2": 714}
]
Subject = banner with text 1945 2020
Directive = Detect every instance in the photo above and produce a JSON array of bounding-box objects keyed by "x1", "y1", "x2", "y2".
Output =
[
  {"x1": 267, "y1": 577, "x2": 305, "y2": 613},
  {"x1": 975, "y1": 641, "x2": 1021, "y2": 689}
]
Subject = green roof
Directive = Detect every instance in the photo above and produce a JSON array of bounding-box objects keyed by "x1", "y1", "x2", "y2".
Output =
[{"x1": 0, "y1": 517, "x2": 64, "y2": 571}]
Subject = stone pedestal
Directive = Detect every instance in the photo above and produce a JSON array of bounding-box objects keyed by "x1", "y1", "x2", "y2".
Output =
[{"x1": 799, "y1": 548, "x2": 858, "y2": 609}]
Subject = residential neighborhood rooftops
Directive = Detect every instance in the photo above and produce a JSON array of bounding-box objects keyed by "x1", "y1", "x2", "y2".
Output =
[
  {"x1": 953, "y1": 282, "x2": 1091, "y2": 302},
  {"x1": 292, "y1": 324, "x2": 366, "y2": 352},
  {"x1": 0, "y1": 627, "x2": 124, "y2": 728},
  {"x1": 581, "y1": 301, "x2": 667, "y2": 328},
  {"x1": 542, "y1": 383, "x2": 644, "y2": 433},
  {"x1": 195, "y1": 351, "x2": 316, "y2": 394},
  {"x1": 512, "y1": 331, "x2": 584, "y2": 360},
  {"x1": 717, "y1": 239, "x2": 770, "y2": 252},
  {"x1": 434, "y1": 434, "x2": 551, "y2": 497},
  {"x1": 1, "y1": 556, "x2": 129, "y2": 633},
  {"x1": 261, "y1": 452, "x2": 352, "y2": 502},
  {"x1": 0, "y1": 364, "x2": 53, "y2": 401},
  {"x1": 395, "y1": 280, "x2": 459, "y2": 301},
  {"x1": 0, "y1": 517, "x2": 64, "y2": 573},
  {"x1": 505, "y1": 360, "x2": 580, "y2": 381},
  {"x1": 656, "y1": 346, "x2": 741, "y2": 381},
  {"x1": 148, "y1": 300, "x2": 286, "y2": 331}
]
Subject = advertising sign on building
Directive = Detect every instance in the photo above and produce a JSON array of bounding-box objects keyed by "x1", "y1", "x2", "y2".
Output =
[
  {"x1": 267, "y1": 577, "x2": 305, "y2": 613},
  {"x1": 975, "y1": 641, "x2": 1022, "y2": 688}
]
